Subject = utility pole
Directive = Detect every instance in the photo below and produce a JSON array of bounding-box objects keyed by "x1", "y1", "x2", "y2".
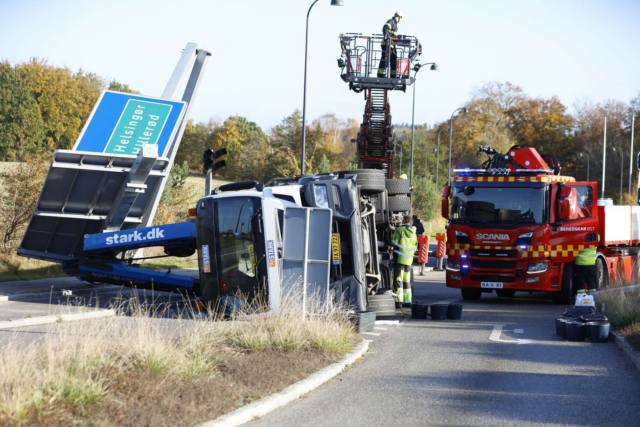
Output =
[
  {"x1": 630, "y1": 114, "x2": 636, "y2": 196},
  {"x1": 602, "y1": 117, "x2": 607, "y2": 199}
]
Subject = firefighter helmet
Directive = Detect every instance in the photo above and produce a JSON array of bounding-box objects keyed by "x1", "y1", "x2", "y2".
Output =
[{"x1": 395, "y1": 10, "x2": 404, "y2": 18}]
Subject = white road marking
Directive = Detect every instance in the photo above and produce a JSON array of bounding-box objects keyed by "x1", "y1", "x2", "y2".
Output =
[
  {"x1": 489, "y1": 325, "x2": 530, "y2": 344},
  {"x1": 375, "y1": 320, "x2": 400, "y2": 326},
  {"x1": 374, "y1": 327, "x2": 387, "y2": 331},
  {"x1": 361, "y1": 332, "x2": 381, "y2": 336},
  {"x1": 514, "y1": 328, "x2": 524, "y2": 334}
]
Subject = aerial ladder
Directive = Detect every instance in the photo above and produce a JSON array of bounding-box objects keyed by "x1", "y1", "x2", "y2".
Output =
[{"x1": 338, "y1": 33, "x2": 422, "y2": 178}]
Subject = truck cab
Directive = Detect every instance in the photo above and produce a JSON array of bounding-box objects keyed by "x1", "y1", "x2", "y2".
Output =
[{"x1": 195, "y1": 172, "x2": 387, "y2": 314}]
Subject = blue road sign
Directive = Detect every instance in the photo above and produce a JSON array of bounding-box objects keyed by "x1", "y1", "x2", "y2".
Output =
[{"x1": 73, "y1": 91, "x2": 187, "y2": 157}]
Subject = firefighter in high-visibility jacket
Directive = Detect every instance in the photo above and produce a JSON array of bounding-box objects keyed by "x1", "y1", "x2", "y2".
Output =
[
  {"x1": 574, "y1": 244, "x2": 598, "y2": 292},
  {"x1": 377, "y1": 10, "x2": 403, "y2": 78},
  {"x1": 391, "y1": 214, "x2": 417, "y2": 306}
]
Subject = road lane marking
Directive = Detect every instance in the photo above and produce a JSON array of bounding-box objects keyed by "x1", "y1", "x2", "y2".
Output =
[
  {"x1": 375, "y1": 320, "x2": 400, "y2": 326},
  {"x1": 489, "y1": 325, "x2": 530, "y2": 344},
  {"x1": 514, "y1": 328, "x2": 524, "y2": 334},
  {"x1": 361, "y1": 332, "x2": 381, "y2": 336}
]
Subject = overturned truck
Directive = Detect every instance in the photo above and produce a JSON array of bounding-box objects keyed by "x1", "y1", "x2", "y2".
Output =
[{"x1": 18, "y1": 35, "x2": 429, "y2": 316}]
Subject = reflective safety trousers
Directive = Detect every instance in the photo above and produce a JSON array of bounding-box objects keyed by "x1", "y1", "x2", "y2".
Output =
[
  {"x1": 575, "y1": 246, "x2": 597, "y2": 266},
  {"x1": 391, "y1": 225, "x2": 418, "y2": 265}
]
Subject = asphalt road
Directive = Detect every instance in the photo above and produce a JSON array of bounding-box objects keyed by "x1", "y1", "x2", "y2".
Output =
[{"x1": 251, "y1": 270, "x2": 640, "y2": 427}]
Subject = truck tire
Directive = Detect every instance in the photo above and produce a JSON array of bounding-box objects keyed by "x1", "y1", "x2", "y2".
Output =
[
  {"x1": 367, "y1": 293, "x2": 397, "y2": 317},
  {"x1": 461, "y1": 288, "x2": 482, "y2": 301},
  {"x1": 496, "y1": 289, "x2": 516, "y2": 298},
  {"x1": 340, "y1": 169, "x2": 386, "y2": 193},
  {"x1": 596, "y1": 257, "x2": 608, "y2": 290},
  {"x1": 385, "y1": 178, "x2": 411, "y2": 196},
  {"x1": 553, "y1": 263, "x2": 573, "y2": 305},
  {"x1": 388, "y1": 195, "x2": 412, "y2": 212}
]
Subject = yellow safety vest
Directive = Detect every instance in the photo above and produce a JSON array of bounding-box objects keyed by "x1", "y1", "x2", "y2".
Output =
[{"x1": 575, "y1": 247, "x2": 597, "y2": 266}]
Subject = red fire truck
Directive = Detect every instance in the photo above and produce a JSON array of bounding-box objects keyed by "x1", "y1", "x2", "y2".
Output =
[{"x1": 442, "y1": 145, "x2": 640, "y2": 304}]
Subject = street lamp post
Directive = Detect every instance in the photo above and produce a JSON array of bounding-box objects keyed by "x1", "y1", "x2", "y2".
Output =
[
  {"x1": 579, "y1": 152, "x2": 590, "y2": 182},
  {"x1": 435, "y1": 127, "x2": 447, "y2": 188},
  {"x1": 448, "y1": 107, "x2": 468, "y2": 185},
  {"x1": 613, "y1": 146, "x2": 624, "y2": 205},
  {"x1": 629, "y1": 114, "x2": 636, "y2": 195},
  {"x1": 424, "y1": 147, "x2": 437, "y2": 178},
  {"x1": 409, "y1": 63, "x2": 438, "y2": 184},
  {"x1": 300, "y1": 0, "x2": 344, "y2": 175},
  {"x1": 602, "y1": 117, "x2": 607, "y2": 199}
]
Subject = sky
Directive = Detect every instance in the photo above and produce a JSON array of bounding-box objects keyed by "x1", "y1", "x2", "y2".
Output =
[{"x1": 1, "y1": 0, "x2": 639, "y2": 131}]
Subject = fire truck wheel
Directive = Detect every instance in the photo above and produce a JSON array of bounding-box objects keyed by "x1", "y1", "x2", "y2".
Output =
[
  {"x1": 553, "y1": 263, "x2": 573, "y2": 304},
  {"x1": 385, "y1": 178, "x2": 411, "y2": 196},
  {"x1": 596, "y1": 257, "x2": 607, "y2": 290},
  {"x1": 367, "y1": 293, "x2": 397, "y2": 317},
  {"x1": 388, "y1": 195, "x2": 412, "y2": 212},
  {"x1": 340, "y1": 169, "x2": 386, "y2": 194},
  {"x1": 461, "y1": 288, "x2": 482, "y2": 301},
  {"x1": 496, "y1": 289, "x2": 516, "y2": 298}
]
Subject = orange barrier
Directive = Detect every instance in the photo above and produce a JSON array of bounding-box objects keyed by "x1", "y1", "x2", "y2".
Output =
[
  {"x1": 417, "y1": 235, "x2": 430, "y2": 264},
  {"x1": 436, "y1": 233, "x2": 447, "y2": 258}
]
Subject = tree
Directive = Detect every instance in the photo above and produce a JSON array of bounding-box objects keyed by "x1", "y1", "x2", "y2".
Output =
[
  {"x1": 0, "y1": 65, "x2": 45, "y2": 160},
  {"x1": 0, "y1": 157, "x2": 49, "y2": 252},
  {"x1": 108, "y1": 80, "x2": 138, "y2": 94},
  {"x1": 15, "y1": 58, "x2": 104, "y2": 154},
  {"x1": 411, "y1": 176, "x2": 439, "y2": 222},
  {"x1": 317, "y1": 154, "x2": 332, "y2": 173}
]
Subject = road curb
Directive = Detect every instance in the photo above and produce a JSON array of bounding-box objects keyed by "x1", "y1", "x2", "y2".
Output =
[
  {"x1": 0, "y1": 285, "x2": 122, "y2": 303},
  {"x1": 200, "y1": 339, "x2": 371, "y2": 427},
  {"x1": 0, "y1": 309, "x2": 116, "y2": 330},
  {"x1": 611, "y1": 330, "x2": 640, "y2": 371}
]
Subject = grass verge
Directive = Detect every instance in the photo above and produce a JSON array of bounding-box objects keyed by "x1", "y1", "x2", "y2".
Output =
[
  {"x1": 594, "y1": 282, "x2": 640, "y2": 355},
  {"x1": 0, "y1": 255, "x2": 66, "y2": 282},
  {"x1": 0, "y1": 294, "x2": 358, "y2": 426}
]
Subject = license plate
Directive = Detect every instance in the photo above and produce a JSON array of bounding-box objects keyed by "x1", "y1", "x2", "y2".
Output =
[{"x1": 481, "y1": 282, "x2": 503, "y2": 289}]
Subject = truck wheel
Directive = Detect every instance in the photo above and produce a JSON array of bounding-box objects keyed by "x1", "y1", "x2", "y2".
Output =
[
  {"x1": 367, "y1": 293, "x2": 397, "y2": 317},
  {"x1": 496, "y1": 289, "x2": 516, "y2": 298},
  {"x1": 385, "y1": 178, "x2": 411, "y2": 196},
  {"x1": 552, "y1": 263, "x2": 572, "y2": 305},
  {"x1": 340, "y1": 169, "x2": 386, "y2": 194},
  {"x1": 596, "y1": 257, "x2": 607, "y2": 290},
  {"x1": 388, "y1": 195, "x2": 412, "y2": 212},
  {"x1": 461, "y1": 288, "x2": 482, "y2": 301}
]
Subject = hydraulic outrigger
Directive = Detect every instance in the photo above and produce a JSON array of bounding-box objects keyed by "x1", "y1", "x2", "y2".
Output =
[{"x1": 338, "y1": 33, "x2": 422, "y2": 178}]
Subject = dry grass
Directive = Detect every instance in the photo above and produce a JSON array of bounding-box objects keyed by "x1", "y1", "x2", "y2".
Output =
[
  {"x1": 594, "y1": 279, "x2": 640, "y2": 355},
  {"x1": 594, "y1": 280, "x2": 640, "y2": 329},
  {"x1": 0, "y1": 291, "x2": 358, "y2": 426}
]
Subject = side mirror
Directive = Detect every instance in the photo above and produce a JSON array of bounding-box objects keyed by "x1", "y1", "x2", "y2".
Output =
[
  {"x1": 557, "y1": 186, "x2": 576, "y2": 221},
  {"x1": 557, "y1": 199, "x2": 571, "y2": 221},
  {"x1": 441, "y1": 198, "x2": 449, "y2": 220},
  {"x1": 441, "y1": 186, "x2": 450, "y2": 219}
]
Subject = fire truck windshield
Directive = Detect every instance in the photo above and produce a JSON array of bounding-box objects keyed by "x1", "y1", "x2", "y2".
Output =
[{"x1": 451, "y1": 185, "x2": 548, "y2": 225}]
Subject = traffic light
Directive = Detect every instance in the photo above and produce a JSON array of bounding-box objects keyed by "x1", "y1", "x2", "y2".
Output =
[{"x1": 202, "y1": 148, "x2": 227, "y2": 175}]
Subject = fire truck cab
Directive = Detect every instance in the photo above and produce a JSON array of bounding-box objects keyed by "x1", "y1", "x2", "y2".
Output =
[{"x1": 442, "y1": 146, "x2": 640, "y2": 304}]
